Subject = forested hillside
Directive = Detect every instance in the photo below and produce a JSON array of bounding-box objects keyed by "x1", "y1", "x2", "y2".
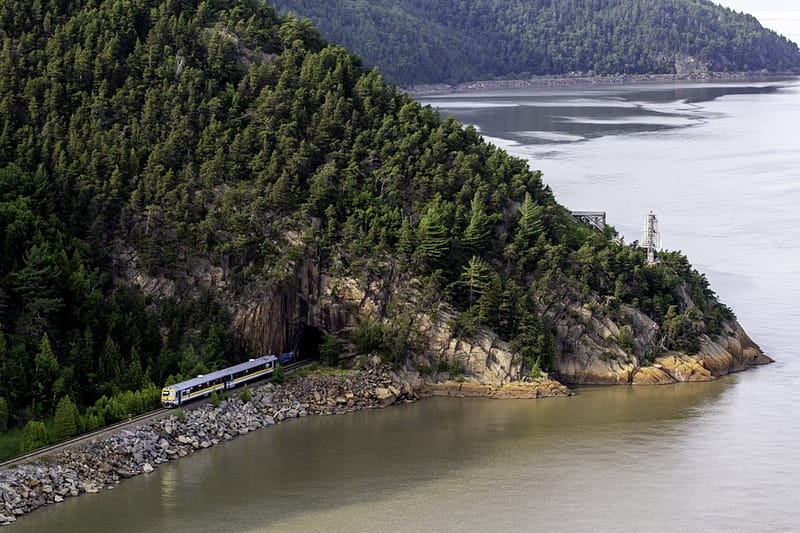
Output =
[
  {"x1": 1, "y1": 0, "x2": 736, "y2": 441},
  {"x1": 271, "y1": 0, "x2": 800, "y2": 84}
]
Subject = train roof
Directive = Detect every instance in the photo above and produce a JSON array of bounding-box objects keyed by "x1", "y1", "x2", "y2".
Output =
[{"x1": 165, "y1": 355, "x2": 277, "y2": 391}]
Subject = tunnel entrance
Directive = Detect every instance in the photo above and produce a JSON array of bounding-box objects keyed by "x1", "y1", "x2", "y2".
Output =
[{"x1": 295, "y1": 325, "x2": 325, "y2": 362}]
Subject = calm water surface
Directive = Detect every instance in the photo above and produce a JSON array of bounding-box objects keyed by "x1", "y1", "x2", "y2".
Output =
[{"x1": 15, "y1": 80, "x2": 800, "y2": 532}]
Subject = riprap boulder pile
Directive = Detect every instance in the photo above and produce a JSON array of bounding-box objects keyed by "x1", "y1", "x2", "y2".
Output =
[{"x1": 0, "y1": 361, "x2": 415, "y2": 525}]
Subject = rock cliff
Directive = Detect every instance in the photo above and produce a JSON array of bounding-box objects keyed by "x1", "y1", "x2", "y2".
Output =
[{"x1": 151, "y1": 247, "x2": 772, "y2": 390}]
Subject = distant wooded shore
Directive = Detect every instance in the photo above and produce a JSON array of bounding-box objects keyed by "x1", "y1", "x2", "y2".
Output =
[{"x1": 403, "y1": 71, "x2": 800, "y2": 96}]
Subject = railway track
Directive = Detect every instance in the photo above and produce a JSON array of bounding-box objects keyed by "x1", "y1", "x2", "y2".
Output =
[
  {"x1": 0, "y1": 408, "x2": 170, "y2": 469},
  {"x1": 0, "y1": 359, "x2": 314, "y2": 469},
  {"x1": 282, "y1": 360, "x2": 311, "y2": 373}
]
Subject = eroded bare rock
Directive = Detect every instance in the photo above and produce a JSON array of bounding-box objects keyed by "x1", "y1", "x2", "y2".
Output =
[{"x1": 420, "y1": 379, "x2": 571, "y2": 399}]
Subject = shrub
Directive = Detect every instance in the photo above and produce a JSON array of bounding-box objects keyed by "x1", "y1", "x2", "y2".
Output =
[
  {"x1": 617, "y1": 325, "x2": 635, "y2": 354},
  {"x1": 319, "y1": 333, "x2": 342, "y2": 366},
  {"x1": 20, "y1": 421, "x2": 48, "y2": 453},
  {"x1": 82, "y1": 412, "x2": 104, "y2": 432},
  {"x1": 210, "y1": 390, "x2": 221, "y2": 408},
  {"x1": 530, "y1": 357, "x2": 542, "y2": 380},
  {"x1": 438, "y1": 358, "x2": 464, "y2": 376},
  {"x1": 449, "y1": 312, "x2": 479, "y2": 339},
  {"x1": 0, "y1": 426, "x2": 24, "y2": 461},
  {"x1": 270, "y1": 363, "x2": 285, "y2": 384},
  {"x1": 239, "y1": 384, "x2": 251, "y2": 404},
  {"x1": 88, "y1": 384, "x2": 161, "y2": 424},
  {"x1": 354, "y1": 321, "x2": 388, "y2": 354}
]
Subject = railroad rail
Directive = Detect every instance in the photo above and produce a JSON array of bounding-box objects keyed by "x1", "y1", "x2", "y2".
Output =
[
  {"x1": 0, "y1": 408, "x2": 170, "y2": 469},
  {"x1": 0, "y1": 359, "x2": 314, "y2": 469}
]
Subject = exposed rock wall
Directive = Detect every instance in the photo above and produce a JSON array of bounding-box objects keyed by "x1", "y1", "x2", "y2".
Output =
[
  {"x1": 629, "y1": 322, "x2": 772, "y2": 385},
  {"x1": 126, "y1": 244, "x2": 771, "y2": 388},
  {"x1": 402, "y1": 309, "x2": 524, "y2": 386},
  {"x1": 225, "y1": 257, "x2": 530, "y2": 387},
  {"x1": 421, "y1": 380, "x2": 570, "y2": 399},
  {"x1": 553, "y1": 304, "x2": 653, "y2": 385},
  {"x1": 231, "y1": 262, "x2": 378, "y2": 356},
  {"x1": 556, "y1": 306, "x2": 772, "y2": 386}
]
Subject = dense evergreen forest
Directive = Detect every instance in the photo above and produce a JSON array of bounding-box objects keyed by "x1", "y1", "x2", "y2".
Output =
[
  {"x1": 272, "y1": 0, "x2": 800, "y2": 84},
  {"x1": 0, "y1": 0, "x2": 733, "y2": 446}
]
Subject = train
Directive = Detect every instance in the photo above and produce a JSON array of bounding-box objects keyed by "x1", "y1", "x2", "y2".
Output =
[{"x1": 160, "y1": 352, "x2": 295, "y2": 408}]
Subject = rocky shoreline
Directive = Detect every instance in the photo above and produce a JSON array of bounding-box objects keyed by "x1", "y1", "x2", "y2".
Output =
[
  {"x1": 0, "y1": 361, "x2": 568, "y2": 526},
  {"x1": 421, "y1": 379, "x2": 570, "y2": 399},
  {"x1": 402, "y1": 71, "x2": 800, "y2": 96},
  {"x1": 1, "y1": 333, "x2": 768, "y2": 526}
]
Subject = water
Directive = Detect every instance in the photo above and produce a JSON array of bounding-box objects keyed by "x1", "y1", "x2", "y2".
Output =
[{"x1": 14, "y1": 80, "x2": 800, "y2": 532}]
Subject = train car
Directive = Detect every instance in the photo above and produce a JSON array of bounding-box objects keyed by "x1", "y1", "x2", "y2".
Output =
[
  {"x1": 161, "y1": 355, "x2": 278, "y2": 408},
  {"x1": 279, "y1": 351, "x2": 295, "y2": 365}
]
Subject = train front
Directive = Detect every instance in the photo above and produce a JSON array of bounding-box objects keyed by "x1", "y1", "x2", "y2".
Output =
[{"x1": 161, "y1": 387, "x2": 179, "y2": 408}]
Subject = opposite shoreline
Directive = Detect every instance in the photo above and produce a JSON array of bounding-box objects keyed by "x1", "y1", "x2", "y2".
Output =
[{"x1": 402, "y1": 71, "x2": 800, "y2": 96}]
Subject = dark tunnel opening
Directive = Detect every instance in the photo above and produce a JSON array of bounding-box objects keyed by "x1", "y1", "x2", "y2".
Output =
[{"x1": 295, "y1": 325, "x2": 324, "y2": 362}]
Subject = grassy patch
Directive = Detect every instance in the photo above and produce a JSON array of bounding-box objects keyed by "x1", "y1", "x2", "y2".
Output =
[
  {"x1": 0, "y1": 427, "x2": 24, "y2": 461},
  {"x1": 289, "y1": 363, "x2": 355, "y2": 379}
]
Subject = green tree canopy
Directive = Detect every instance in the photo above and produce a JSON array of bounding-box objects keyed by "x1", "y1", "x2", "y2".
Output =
[
  {"x1": 0, "y1": 0, "x2": 740, "y2": 425},
  {"x1": 272, "y1": 0, "x2": 800, "y2": 84}
]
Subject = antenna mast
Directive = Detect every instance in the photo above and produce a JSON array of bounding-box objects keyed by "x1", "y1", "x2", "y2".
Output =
[{"x1": 642, "y1": 211, "x2": 660, "y2": 264}]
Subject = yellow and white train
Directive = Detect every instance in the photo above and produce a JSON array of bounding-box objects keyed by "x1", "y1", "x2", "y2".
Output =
[{"x1": 160, "y1": 355, "x2": 278, "y2": 408}]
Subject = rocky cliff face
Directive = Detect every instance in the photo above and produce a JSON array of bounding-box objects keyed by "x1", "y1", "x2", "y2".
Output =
[
  {"x1": 631, "y1": 322, "x2": 772, "y2": 385},
  {"x1": 249, "y1": 261, "x2": 769, "y2": 387},
  {"x1": 227, "y1": 257, "x2": 529, "y2": 387},
  {"x1": 127, "y1": 245, "x2": 771, "y2": 388},
  {"x1": 545, "y1": 290, "x2": 771, "y2": 385}
]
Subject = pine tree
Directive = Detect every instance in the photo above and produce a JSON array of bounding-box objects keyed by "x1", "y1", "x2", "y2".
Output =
[
  {"x1": 99, "y1": 336, "x2": 122, "y2": 390},
  {"x1": 304, "y1": 161, "x2": 337, "y2": 216},
  {"x1": 0, "y1": 331, "x2": 6, "y2": 400},
  {"x1": 460, "y1": 256, "x2": 490, "y2": 308},
  {"x1": 53, "y1": 395, "x2": 80, "y2": 441},
  {"x1": 121, "y1": 346, "x2": 145, "y2": 391},
  {"x1": 269, "y1": 170, "x2": 299, "y2": 211},
  {"x1": 33, "y1": 334, "x2": 60, "y2": 417},
  {"x1": 462, "y1": 191, "x2": 493, "y2": 252},
  {"x1": 397, "y1": 215, "x2": 415, "y2": 260},
  {"x1": 514, "y1": 192, "x2": 544, "y2": 250},
  {"x1": 413, "y1": 197, "x2": 451, "y2": 272},
  {"x1": 20, "y1": 420, "x2": 48, "y2": 453}
]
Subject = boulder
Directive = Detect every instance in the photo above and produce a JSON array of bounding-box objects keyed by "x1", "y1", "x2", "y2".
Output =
[
  {"x1": 631, "y1": 366, "x2": 676, "y2": 385},
  {"x1": 374, "y1": 387, "x2": 397, "y2": 407},
  {"x1": 421, "y1": 382, "x2": 494, "y2": 397},
  {"x1": 658, "y1": 355, "x2": 713, "y2": 382},
  {"x1": 491, "y1": 380, "x2": 571, "y2": 399}
]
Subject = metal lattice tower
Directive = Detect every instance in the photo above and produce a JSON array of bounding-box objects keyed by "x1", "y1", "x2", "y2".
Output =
[
  {"x1": 571, "y1": 211, "x2": 607, "y2": 232},
  {"x1": 641, "y1": 211, "x2": 660, "y2": 264}
]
